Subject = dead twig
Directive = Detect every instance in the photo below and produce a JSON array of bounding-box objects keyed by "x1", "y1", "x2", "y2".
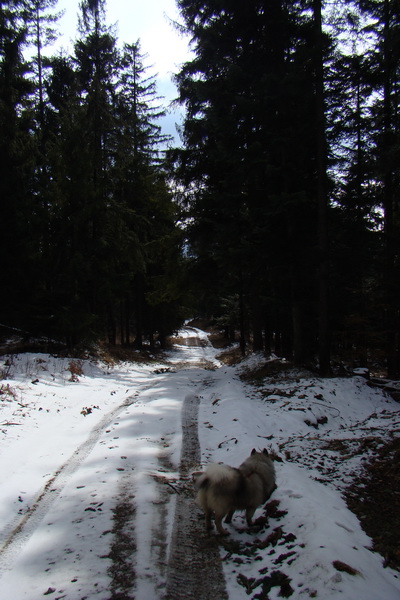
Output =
[
  {"x1": 218, "y1": 437, "x2": 238, "y2": 448},
  {"x1": 152, "y1": 473, "x2": 181, "y2": 494},
  {"x1": 164, "y1": 480, "x2": 181, "y2": 494}
]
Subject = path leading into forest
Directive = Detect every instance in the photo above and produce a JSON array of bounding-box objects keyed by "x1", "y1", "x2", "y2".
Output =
[
  {"x1": 0, "y1": 327, "x2": 229, "y2": 600},
  {"x1": 162, "y1": 329, "x2": 228, "y2": 599},
  {"x1": 164, "y1": 392, "x2": 228, "y2": 600},
  {"x1": 108, "y1": 330, "x2": 228, "y2": 600},
  {"x1": 2, "y1": 328, "x2": 400, "y2": 600}
]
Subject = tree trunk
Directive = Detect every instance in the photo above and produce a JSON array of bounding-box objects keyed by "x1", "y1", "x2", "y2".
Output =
[
  {"x1": 314, "y1": 0, "x2": 331, "y2": 376},
  {"x1": 239, "y1": 274, "x2": 246, "y2": 355},
  {"x1": 264, "y1": 316, "x2": 272, "y2": 356},
  {"x1": 133, "y1": 274, "x2": 144, "y2": 350},
  {"x1": 119, "y1": 301, "x2": 125, "y2": 345},
  {"x1": 107, "y1": 305, "x2": 116, "y2": 346},
  {"x1": 292, "y1": 294, "x2": 305, "y2": 365},
  {"x1": 251, "y1": 294, "x2": 264, "y2": 352},
  {"x1": 125, "y1": 296, "x2": 130, "y2": 345},
  {"x1": 382, "y1": 0, "x2": 400, "y2": 378}
]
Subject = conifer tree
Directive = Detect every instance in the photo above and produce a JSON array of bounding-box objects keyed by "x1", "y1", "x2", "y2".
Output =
[
  {"x1": 0, "y1": 0, "x2": 183, "y2": 347},
  {"x1": 114, "y1": 40, "x2": 179, "y2": 347},
  {"x1": 174, "y1": 0, "x2": 335, "y2": 365},
  {"x1": 33, "y1": 0, "x2": 121, "y2": 345},
  {"x1": 29, "y1": 0, "x2": 61, "y2": 127},
  {"x1": 323, "y1": 4, "x2": 380, "y2": 361},
  {"x1": 354, "y1": 0, "x2": 400, "y2": 376},
  {"x1": 0, "y1": 0, "x2": 36, "y2": 329},
  {"x1": 314, "y1": 0, "x2": 331, "y2": 375}
]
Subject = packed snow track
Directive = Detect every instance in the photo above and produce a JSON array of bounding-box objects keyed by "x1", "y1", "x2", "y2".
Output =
[
  {"x1": 1, "y1": 326, "x2": 400, "y2": 599},
  {"x1": 0, "y1": 327, "x2": 227, "y2": 599}
]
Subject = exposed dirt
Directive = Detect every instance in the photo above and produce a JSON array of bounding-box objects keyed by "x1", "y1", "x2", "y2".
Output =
[
  {"x1": 165, "y1": 393, "x2": 228, "y2": 600},
  {"x1": 107, "y1": 490, "x2": 137, "y2": 600},
  {"x1": 346, "y1": 436, "x2": 400, "y2": 572}
]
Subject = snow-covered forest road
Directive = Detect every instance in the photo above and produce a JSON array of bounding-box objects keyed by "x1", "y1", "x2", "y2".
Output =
[
  {"x1": 0, "y1": 327, "x2": 400, "y2": 599},
  {"x1": 0, "y1": 327, "x2": 222, "y2": 599}
]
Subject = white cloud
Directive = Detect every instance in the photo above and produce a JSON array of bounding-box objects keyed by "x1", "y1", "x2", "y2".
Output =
[
  {"x1": 56, "y1": 0, "x2": 191, "y2": 81},
  {"x1": 51, "y1": 0, "x2": 191, "y2": 142}
]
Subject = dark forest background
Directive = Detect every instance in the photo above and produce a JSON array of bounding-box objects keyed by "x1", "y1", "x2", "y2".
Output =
[{"x1": 1, "y1": 0, "x2": 399, "y2": 377}]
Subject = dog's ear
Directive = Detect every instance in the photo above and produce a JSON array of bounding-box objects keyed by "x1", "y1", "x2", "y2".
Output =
[
  {"x1": 263, "y1": 448, "x2": 269, "y2": 456},
  {"x1": 251, "y1": 448, "x2": 256, "y2": 455}
]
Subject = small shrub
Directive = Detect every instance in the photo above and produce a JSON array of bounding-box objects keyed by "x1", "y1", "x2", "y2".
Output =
[
  {"x1": 0, "y1": 356, "x2": 15, "y2": 380},
  {"x1": 0, "y1": 383, "x2": 17, "y2": 400},
  {"x1": 68, "y1": 360, "x2": 84, "y2": 382}
]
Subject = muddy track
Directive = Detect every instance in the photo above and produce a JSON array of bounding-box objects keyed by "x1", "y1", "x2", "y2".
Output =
[
  {"x1": 107, "y1": 481, "x2": 137, "y2": 600},
  {"x1": 165, "y1": 393, "x2": 228, "y2": 600}
]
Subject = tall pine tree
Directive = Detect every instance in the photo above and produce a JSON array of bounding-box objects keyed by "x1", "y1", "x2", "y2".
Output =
[
  {"x1": 0, "y1": 0, "x2": 36, "y2": 331},
  {"x1": 174, "y1": 0, "x2": 335, "y2": 368}
]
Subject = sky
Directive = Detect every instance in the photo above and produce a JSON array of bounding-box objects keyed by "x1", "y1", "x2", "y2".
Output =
[{"x1": 54, "y1": 0, "x2": 193, "y2": 142}]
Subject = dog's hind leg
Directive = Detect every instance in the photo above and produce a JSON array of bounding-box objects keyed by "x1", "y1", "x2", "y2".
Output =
[
  {"x1": 224, "y1": 509, "x2": 235, "y2": 524},
  {"x1": 204, "y1": 509, "x2": 213, "y2": 531},
  {"x1": 245, "y1": 507, "x2": 256, "y2": 526},
  {"x1": 215, "y1": 512, "x2": 229, "y2": 535}
]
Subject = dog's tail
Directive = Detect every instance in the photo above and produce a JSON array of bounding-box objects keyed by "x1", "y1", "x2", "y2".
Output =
[{"x1": 195, "y1": 463, "x2": 236, "y2": 489}]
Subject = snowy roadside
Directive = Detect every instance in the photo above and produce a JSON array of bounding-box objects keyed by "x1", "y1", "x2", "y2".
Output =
[
  {"x1": 196, "y1": 355, "x2": 400, "y2": 600},
  {"x1": 0, "y1": 329, "x2": 399, "y2": 599}
]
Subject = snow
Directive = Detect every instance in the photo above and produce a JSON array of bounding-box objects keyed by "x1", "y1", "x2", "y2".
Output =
[{"x1": 0, "y1": 329, "x2": 400, "y2": 599}]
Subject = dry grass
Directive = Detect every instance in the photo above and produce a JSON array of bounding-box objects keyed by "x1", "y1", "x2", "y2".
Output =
[
  {"x1": 95, "y1": 343, "x2": 163, "y2": 366},
  {"x1": 68, "y1": 360, "x2": 84, "y2": 382},
  {"x1": 216, "y1": 347, "x2": 244, "y2": 366},
  {"x1": 0, "y1": 383, "x2": 17, "y2": 400}
]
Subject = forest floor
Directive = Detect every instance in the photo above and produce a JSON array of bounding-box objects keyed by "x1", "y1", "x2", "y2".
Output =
[
  {"x1": 0, "y1": 327, "x2": 399, "y2": 599},
  {"x1": 211, "y1": 335, "x2": 400, "y2": 576},
  {"x1": 223, "y1": 341, "x2": 400, "y2": 575},
  {"x1": 345, "y1": 435, "x2": 400, "y2": 572}
]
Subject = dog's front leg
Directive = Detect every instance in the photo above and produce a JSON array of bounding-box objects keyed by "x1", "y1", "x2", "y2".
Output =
[{"x1": 205, "y1": 509, "x2": 213, "y2": 531}]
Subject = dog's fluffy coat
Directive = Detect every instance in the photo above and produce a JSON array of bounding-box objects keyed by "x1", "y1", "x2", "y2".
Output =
[{"x1": 195, "y1": 449, "x2": 276, "y2": 535}]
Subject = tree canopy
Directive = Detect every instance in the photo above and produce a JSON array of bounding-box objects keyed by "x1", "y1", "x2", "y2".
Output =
[
  {"x1": 1, "y1": 0, "x2": 399, "y2": 376},
  {"x1": 0, "y1": 0, "x2": 183, "y2": 349},
  {"x1": 172, "y1": 0, "x2": 400, "y2": 376}
]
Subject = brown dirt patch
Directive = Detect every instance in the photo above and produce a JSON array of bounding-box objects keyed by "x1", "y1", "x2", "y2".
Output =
[
  {"x1": 238, "y1": 359, "x2": 312, "y2": 383},
  {"x1": 216, "y1": 347, "x2": 244, "y2": 366},
  {"x1": 346, "y1": 436, "x2": 400, "y2": 571},
  {"x1": 208, "y1": 331, "x2": 233, "y2": 349},
  {"x1": 165, "y1": 393, "x2": 228, "y2": 599},
  {"x1": 98, "y1": 344, "x2": 162, "y2": 365},
  {"x1": 107, "y1": 497, "x2": 136, "y2": 599}
]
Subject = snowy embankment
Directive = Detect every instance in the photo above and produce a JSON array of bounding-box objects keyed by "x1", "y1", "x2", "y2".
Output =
[{"x1": 0, "y1": 328, "x2": 399, "y2": 599}]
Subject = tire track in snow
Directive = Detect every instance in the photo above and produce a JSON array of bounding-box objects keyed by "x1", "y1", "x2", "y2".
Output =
[
  {"x1": 0, "y1": 385, "x2": 153, "y2": 572},
  {"x1": 165, "y1": 392, "x2": 228, "y2": 600}
]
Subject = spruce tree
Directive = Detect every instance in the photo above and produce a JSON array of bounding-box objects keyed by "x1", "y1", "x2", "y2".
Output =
[
  {"x1": 355, "y1": 0, "x2": 400, "y2": 376},
  {"x1": 174, "y1": 0, "x2": 335, "y2": 365},
  {"x1": 29, "y1": 0, "x2": 61, "y2": 127},
  {"x1": 0, "y1": 0, "x2": 36, "y2": 330},
  {"x1": 114, "y1": 40, "x2": 180, "y2": 347},
  {"x1": 314, "y1": 0, "x2": 331, "y2": 375}
]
